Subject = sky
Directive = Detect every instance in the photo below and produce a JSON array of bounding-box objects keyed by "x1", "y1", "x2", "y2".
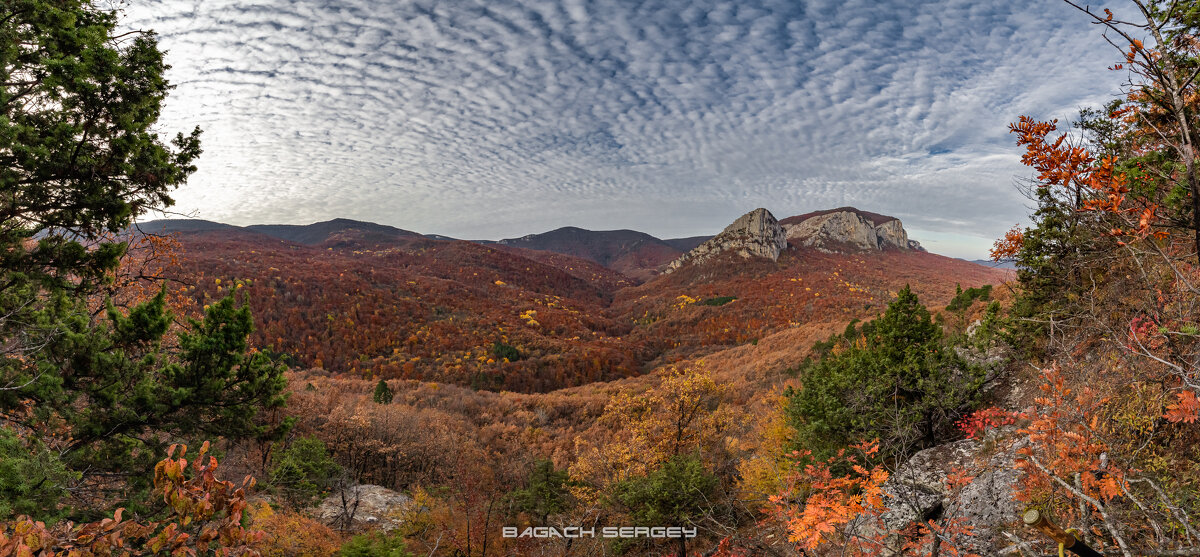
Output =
[{"x1": 122, "y1": 0, "x2": 1127, "y2": 259}]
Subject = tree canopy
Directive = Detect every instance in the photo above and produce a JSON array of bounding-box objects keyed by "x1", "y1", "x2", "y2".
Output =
[
  {"x1": 0, "y1": 0, "x2": 286, "y2": 521},
  {"x1": 785, "y1": 286, "x2": 984, "y2": 464}
]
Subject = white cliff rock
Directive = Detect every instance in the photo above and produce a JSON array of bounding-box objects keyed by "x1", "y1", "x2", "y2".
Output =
[
  {"x1": 783, "y1": 209, "x2": 919, "y2": 253},
  {"x1": 784, "y1": 211, "x2": 879, "y2": 251},
  {"x1": 665, "y1": 208, "x2": 786, "y2": 273}
]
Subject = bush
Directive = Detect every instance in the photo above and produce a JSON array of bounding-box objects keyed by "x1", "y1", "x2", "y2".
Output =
[
  {"x1": 0, "y1": 428, "x2": 77, "y2": 522},
  {"x1": 609, "y1": 454, "x2": 718, "y2": 555},
  {"x1": 249, "y1": 502, "x2": 343, "y2": 557},
  {"x1": 492, "y1": 341, "x2": 522, "y2": 362},
  {"x1": 945, "y1": 284, "x2": 992, "y2": 311},
  {"x1": 700, "y1": 296, "x2": 737, "y2": 306},
  {"x1": 508, "y1": 459, "x2": 572, "y2": 525}
]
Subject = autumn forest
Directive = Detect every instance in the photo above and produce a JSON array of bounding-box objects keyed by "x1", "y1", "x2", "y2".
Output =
[{"x1": 4, "y1": 1, "x2": 1200, "y2": 556}]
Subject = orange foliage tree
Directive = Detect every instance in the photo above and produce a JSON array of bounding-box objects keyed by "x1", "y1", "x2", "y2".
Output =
[
  {"x1": 570, "y1": 364, "x2": 736, "y2": 496},
  {"x1": 1014, "y1": 366, "x2": 1200, "y2": 555},
  {"x1": 1006, "y1": 0, "x2": 1200, "y2": 420},
  {"x1": 767, "y1": 440, "x2": 985, "y2": 556},
  {"x1": 246, "y1": 502, "x2": 341, "y2": 557},
  {"x1": 996, "y1": 4, "x2": 1200, "y2": 554},
  {"x1": 767, "y1": 441, "x2": 889, "y2": 553}
]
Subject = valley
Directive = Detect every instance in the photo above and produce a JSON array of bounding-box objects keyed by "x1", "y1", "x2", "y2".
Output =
[{"x1": 140, "y1": 208, "x2": 1006, "y2": 393}]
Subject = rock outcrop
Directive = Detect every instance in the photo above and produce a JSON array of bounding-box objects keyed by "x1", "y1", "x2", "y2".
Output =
[
  {"x1": 783, "y1": 209, "x2": 919, "y2": 253},
  {"x1": 847, "y1": 433, "x2": 1025, "y2": 555},
  {"x1": 318, "y1": 484, "x2": 413, "y2": 532},
  {"x1": 874, "y1": 219, "x2": 909, "y2": 249},
  {"x1": 785, "y1": 211, "x2": 880, "y2": 251},
  {"x1": 664, "y1": 208, "x2": 786, "y2": 273}
]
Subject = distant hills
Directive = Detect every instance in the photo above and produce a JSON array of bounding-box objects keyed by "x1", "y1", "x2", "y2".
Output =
[
  {"x1": 965, "y1": 258, "x2": 1017, "y2": 270},
  {"x1": 493, "y1": 227, "x2": 707, "y2": 281},
  {"x1": 136, "y1": 218, "x2": 713, "y2": 282},
  {"x1": 136, "y1": 218, "x2": 421, "y2": 245},
  {"x1": 133, "y1": 207, "x2": 1010, "y2": 393},
  {"x1": 246, "y1": 218, "x2": 419, "y2": 245},
  {"x1": 136, "y1": 206, "x2": 1003, "y2": 281}
]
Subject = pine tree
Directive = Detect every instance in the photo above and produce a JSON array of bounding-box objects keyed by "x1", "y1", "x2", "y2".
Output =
[
  {"x1": 509, "y1": 459, "x2": 571, "y2": 525},
  {"x1": 373, "y1": 379, "x2": 393, "y2": 404},
  {"x1": 0, "y1": 0, "x2": 286, "y2": 520},
  {"x1": 785, "y1": 286, "x2": 984, "y2": 464}
]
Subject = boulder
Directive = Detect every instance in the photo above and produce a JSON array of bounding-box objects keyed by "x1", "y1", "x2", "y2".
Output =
[
  {"x1": 317, "y1": 484, "x2": 413, "y2": 532},
  {"x1": 664, "y1": 208, "x2": 786, "y2": 273},
  {"x1": 848, "y1": 435, "x2": 1025, "y2": 554}
]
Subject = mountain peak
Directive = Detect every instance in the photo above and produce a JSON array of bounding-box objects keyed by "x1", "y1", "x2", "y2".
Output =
[{"x1": 664, "y1": 208, "x2": 787, "y2": 273}]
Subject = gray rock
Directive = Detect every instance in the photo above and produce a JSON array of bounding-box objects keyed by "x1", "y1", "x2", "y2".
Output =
[
  {"x1": 783, "y1": 210, "x2": 919, "y2": 254},
  {"x1": 848, "y1": 436, "x2": 1025, "y2": 555},
  {"x1": 317, "y1": 484, "x2": 413, "y2": 532},
  {"x1": 874, "y1": 219, "x2": 909, "y2": 249},
  {"x1": 785, "y1": 211, "x2": 879, "y2": 252},
  {"x1": 665, "y1": 208, "x2": 786, "y2": 273}
]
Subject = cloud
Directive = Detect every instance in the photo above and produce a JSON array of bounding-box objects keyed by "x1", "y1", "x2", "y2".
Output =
[{"x1": 123, "y1": 0, "x2": 1121, "y2": 257}]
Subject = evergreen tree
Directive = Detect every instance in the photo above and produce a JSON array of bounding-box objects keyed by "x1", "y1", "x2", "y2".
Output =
[
  {"x1": 508, "y1": 459, "x2": 571, "y2": 525},
  {"x1": 271, "y1": 436, "x2": 340, "y2": 508},
  {"x1": 611, "y1": 454, "x2": 717, "y2": 557},
  {"x1": 338, "y1": 531, "x2": 413, "y2": 557},
  {"x1": 0, "y1": 429, "x2": 76, "y2": 522},
  {"x1": 373, "y1": 378, "x2": 393, "y2": 404},
  {"x1": 0, "y1": 0, "x2": 286, "y2": 519},
  {"x1": 785, "y1": 286, "x2": 984, "y2": 464}
]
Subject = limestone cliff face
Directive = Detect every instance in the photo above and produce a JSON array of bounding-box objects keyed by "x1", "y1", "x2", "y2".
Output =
[
  {"x1": 665, "y1": 208, "x2": 786, "y2": 273},
  {"x1": 783, "y1": 209, "x2": 918, "y2": 253},
  {"x1": 873, "y1": 219, "x2": 908, "y2": 249},
  {"x1": 785, "y1": 211, "x2": 879, "y2": 251}
]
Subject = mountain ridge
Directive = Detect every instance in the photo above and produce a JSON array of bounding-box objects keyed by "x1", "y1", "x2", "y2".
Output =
[{"x1": 135, "y1": 207, "x2": 997, "y2": 277}]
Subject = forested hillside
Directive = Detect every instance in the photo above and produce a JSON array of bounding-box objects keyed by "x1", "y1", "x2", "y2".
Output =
[{"x1": 5, "y1": 1, "x2": 1200, "y2": 557}]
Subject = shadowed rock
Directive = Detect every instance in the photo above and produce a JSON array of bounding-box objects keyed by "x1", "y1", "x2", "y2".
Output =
[{"x1": 664, "y1": 208, "x2": 787, "y2": 273}]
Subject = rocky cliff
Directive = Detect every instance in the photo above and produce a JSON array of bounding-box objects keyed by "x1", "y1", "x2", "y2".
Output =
[
  {"x1": 783, "y1": 208, "x2": 922, "y2": 253},
  {"x1": 664, "y1": 208, "x2": 786, "y2": 273}
]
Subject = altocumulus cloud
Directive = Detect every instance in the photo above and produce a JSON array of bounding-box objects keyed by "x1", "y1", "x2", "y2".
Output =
[{"x1": 124, "y1": 0, "x2": 1121, "y2": 258}]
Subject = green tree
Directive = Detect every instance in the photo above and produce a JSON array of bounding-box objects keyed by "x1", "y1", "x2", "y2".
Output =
[
  {"x1": 0, "y1": 429, "x2": 76, "y2": 522},
  {"x1": 8, "y1": 287, "x2": 290, "y2": 517},
  {"x1": 0, "y1": 0, "x2": 287, "y2": 520},
  {"x1": 1005, "y1": 179, "x2": 1095, "y2": 356},
  {"x1": 1, "y1": 0, "x2": 202, "y2": 290},
  {"x1": 271, "y1": 436, "x2": 340, "y2": 509},
  {"x1": 492, "y1": 341, "x2": 521, "y2": 362},
  {"x1": 611, "y1": 454, "x2": 717, "y2": 557},
  {"x1": 508, "y1": 459, "x2": 571, "y2": 525},
  {"x1": 373, "y1": 378, "x2": 393, "y2": 404},
  {"x1": 785, "y1": 286, "x2": 985, "y2": 464}
]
